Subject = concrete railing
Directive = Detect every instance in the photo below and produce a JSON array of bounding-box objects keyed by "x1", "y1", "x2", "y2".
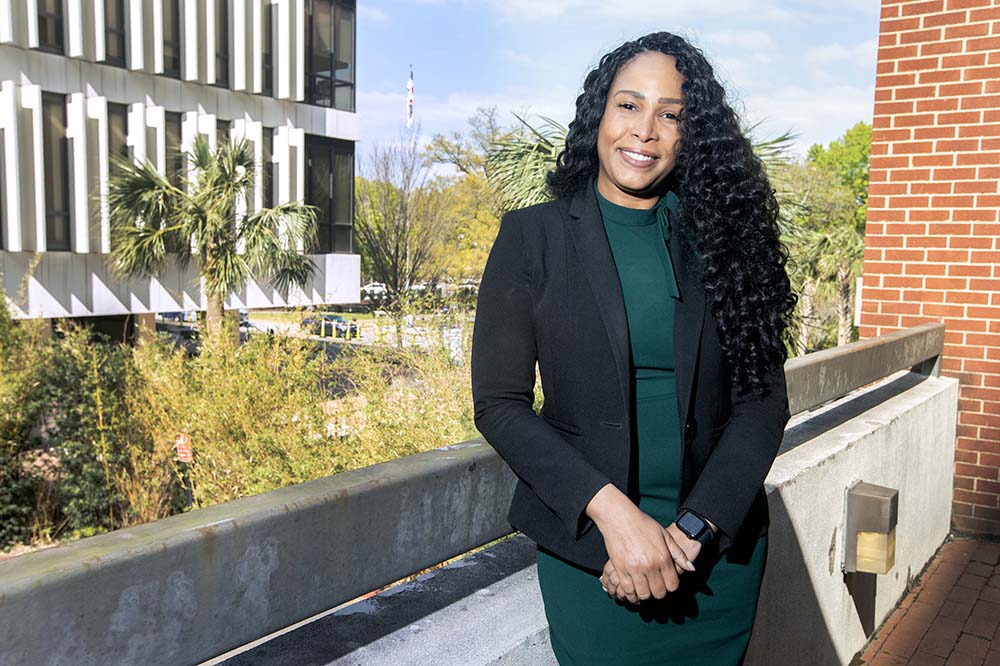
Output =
[{"x1": 0, "y1": 323, "x2": 952, "y2": 666}]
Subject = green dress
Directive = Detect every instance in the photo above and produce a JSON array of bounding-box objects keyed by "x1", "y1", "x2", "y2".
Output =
[{"x1": 534, "y1": 184, "x2": 768, "y2": 665}]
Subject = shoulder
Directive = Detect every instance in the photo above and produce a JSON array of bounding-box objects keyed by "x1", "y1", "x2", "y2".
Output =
[
  {"x1": 500, "y1": 197, "x2": 575, "y2": 251},
  {"x1": 502, "y1": 196, "x2": 573, "y2": 225}
]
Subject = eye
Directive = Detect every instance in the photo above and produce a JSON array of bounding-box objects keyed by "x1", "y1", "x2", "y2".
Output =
[
  {"x1": 661, "y1": 111, "x2": 681, "y2": 121},
  {"x1": 618, "y1": 102, "x2": 637, "y2": 111}
]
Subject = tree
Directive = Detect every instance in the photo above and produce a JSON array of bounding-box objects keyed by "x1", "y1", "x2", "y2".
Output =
[
  {"x1": 484, "y1": 115, "x2": 799, "y2": 214},
  {"x1": 807, "y1": 121, "x2": 872, "y2": 229},
  {"x1": 772, "y1": 162, "x2": 861, "y2": 351},
  {"x1": 106, "y1": 135, "x2": 318, "y2": 338},
  {"x1": 354, "y1": 126, "x2": 457, "y2": 301},
  {"x1": 424, "y1": 108, "x2": 510, "y2": 284}
]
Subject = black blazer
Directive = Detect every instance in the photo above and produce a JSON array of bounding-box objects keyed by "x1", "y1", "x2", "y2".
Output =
[{"x1": 471, "y1": 183, "x2": 791, "y2": 574}]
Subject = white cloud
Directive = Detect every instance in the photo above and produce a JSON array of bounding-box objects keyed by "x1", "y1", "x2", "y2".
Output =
[
  {"x1": 804, "y1": 40, "x2": 878, "y2": 66},
  {"x1": 358, "y1": 6, "x2": 390, "y2": 21},
  {"x1": 740, "y1": 84, "x2": 874, "y2": 158},
  {"x1": 428, "y1": 0, "x2": 796, "y2": 22},
  {"x1": 703, "y1": 30, "x2": 777, "y2": 51}
]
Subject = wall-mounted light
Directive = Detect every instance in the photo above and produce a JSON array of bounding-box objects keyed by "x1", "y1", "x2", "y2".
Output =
[{"x1": 844, "y1": 481, "x2": 898, "y2": 574}]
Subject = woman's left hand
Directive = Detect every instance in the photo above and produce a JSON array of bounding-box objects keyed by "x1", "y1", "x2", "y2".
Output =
[{"x1": 600, "y1": 522, "x2": 703, "y2": 601}]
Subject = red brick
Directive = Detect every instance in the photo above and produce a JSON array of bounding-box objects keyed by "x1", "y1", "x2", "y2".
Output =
[
  {"x1": 916, "y1": 126, "x2": 958, "y2": 139},
  {"x1": 940, "y1": 111, "x2": 985, "y2": 125},
  {"x1": 917, "y1": 95, "x2": 961, "y2": 109},
  {"x1": 950, "y1": 236, "x2": 995, "y2": 249},
  {"x1": 921, "y1": 39, "x2": 968, "y2": 56},
  {"x1": 911, "y1": 181, "x2": 954, "y2": 194},
  {"x1": 901, "y1": 27, "x2": 945, "y2": 45},
  {"x1": 954, "y1": 208, "x2": 1000, "y2": 221},
  {"x1": 944, "y1": 22, "x2": 992, "y2": 39},
  {"x1": 882, "y1": 18, "x2": 924, "y2": 35},
  {"x1": 965, "y1": 66, "x2": 1000, "y2": 82},
  {"x1": 947, "y1": 0, "x2": 993, "y2": 10},
  {"x1": 957, "y1": 152, "x2": 1000, "y2": 165},
  {"x1": 960, "y1": 124, "x2": 1000, "y2": 138},
  {"x1": 932, "y1": 195, "x2": 977, "y2": 207},
  {"x1": 955, "y1": 181, "x2": 999, "y2": 194},
  {"x1": 938, "y1": 139, "x2": 981, "y2": 151},
  {"x1": 899, "y1": 58, "x2": 942, "y2": 73},
  {"x1": 895, "y1": 85, "x2": 944, "y2": 100},
  {"x1": 903, "y1": 0, "x2": 946, "y2": 16},
  {"x1": 968, "y1": 5, "x2": 1000, "y2": 20},
  {"x1": 927, "y1": 276, "x2": 970, "y2": 289},
  {"x1": 923, "y1": 10, "x2": 972, "y2": 27},
  {"x1": 972, "y1": 505, "x2": 1000, "y2": 521},
  {"x1": 967, "y1": 36, "x2": 1000, "y2": 51},
  {"x1": 943, "y1": 54, "x2": 989, "y2": 68},
  {"x1": 955, "y1": 463, "x2": 1000, "y2": 479},
  {"x1": 961, "y1": 95, "x2": 1000, "y2": 110}
]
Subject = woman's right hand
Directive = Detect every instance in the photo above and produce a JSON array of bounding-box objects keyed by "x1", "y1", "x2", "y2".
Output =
[{"x1": 586, "y1": 484, "x2": 694, "y2": 604}]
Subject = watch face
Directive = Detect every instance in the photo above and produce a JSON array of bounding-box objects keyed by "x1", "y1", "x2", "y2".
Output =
[{"x1": 678, "y1": 511, "x2": 706, "y2": 537}]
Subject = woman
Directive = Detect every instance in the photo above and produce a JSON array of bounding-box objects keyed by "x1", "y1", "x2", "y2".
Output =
[{"x1": 471, "y1": 31, "x2": 796, "y2": 665}]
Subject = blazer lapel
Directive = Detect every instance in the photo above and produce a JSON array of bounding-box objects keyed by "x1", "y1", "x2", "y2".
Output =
[
  {"x1": 669, "y1": 205, "x2": 705, "y2": 429},
  {"x1": 566, "y1": 184, "x2": 705, "y2": 430},
  {"x1": 567, "y1": 185, "x2": 632, "y2": 408}
]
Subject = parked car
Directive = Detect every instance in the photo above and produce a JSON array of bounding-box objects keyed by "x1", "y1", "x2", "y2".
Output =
[{"x1": 302, "y1": 314, "x2": 360, "y2": 339}]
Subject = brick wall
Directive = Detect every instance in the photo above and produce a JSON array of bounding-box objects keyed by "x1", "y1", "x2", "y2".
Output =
[{"x1": 862, "y1": 0, "x2": 1000, "y2": 536}]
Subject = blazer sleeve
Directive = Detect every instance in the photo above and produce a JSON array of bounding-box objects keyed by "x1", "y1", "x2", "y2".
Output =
[
  {"x1": 471, "y1": 210, "x2": 613, "y2": 541},
  {"x1": 678, "y1": 358, "x2": 791, "y2": 555}
]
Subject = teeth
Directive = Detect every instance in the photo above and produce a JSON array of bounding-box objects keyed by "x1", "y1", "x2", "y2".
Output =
[{"x1": 622, "y1": 150, "x2": 654, "y2": 162}]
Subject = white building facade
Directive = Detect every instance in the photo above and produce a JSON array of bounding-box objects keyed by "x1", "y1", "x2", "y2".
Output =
[{"x1": 0, "y1": 0, "x2": 360, "y2": 319}]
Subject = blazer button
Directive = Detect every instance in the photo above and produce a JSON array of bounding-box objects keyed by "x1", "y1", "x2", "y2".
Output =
[{"x1": 685, "y1": 421, "x2": 697, "y2": 439}]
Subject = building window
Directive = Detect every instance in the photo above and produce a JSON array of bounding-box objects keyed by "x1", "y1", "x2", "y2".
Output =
[
  {"x1": 262, "y1": 128, "x2": 273, "y2": 208},
  {"x1": 214, "y1": 0, "x2": 229, "y2": 87},
  {"x1": 305, "y1": 0, "x2": 355, "y2": 112},
  {"x1": 37, "y1": 0, "x2": 64, "y2": 54},
  {"x1": 42, "y1": 93, "x2": 70, "y2": 251},
  {"x1": 163, "y1": 0, "x2": 181, "y2": 78},
  {"x1": 216, "y1": 119, "x2": 228, "y2": 150},
  {"x1": 165, "y1": 111, "x2": 183, "y2": 186},
  {"x1": 261, "y1": 2, "x2": 273, "y2": 96},
  {"x1": 305, "y1": 135, "x2": 353, "y2": 254},
  {"x1": 105, "y1": 0, "x2": 127, "y2": 67},
  {"x1": 107, "y1": 102, "x2": 129, "y2": 178}
]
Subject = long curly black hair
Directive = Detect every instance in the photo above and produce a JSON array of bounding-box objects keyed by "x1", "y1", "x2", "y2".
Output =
[{"x1": 548, "y1": 31, "x2": 797, "y2": 399}]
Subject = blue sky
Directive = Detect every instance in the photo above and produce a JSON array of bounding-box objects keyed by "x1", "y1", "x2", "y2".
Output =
[{"x1": 356, "y1": 0, "x2": 880, "y2": 163}]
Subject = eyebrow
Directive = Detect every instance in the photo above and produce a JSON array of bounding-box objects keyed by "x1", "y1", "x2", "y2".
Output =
[{"x1": 615, "y1": 89, "x2": 684, "y2": 105}]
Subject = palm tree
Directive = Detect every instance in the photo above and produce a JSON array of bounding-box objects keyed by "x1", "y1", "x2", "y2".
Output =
[
  {"x1": 485, "y1": 115, "x2": 799, "y2": 212},
  {"x1": 106, "y1": 135, "x2": 318, "y2": 338}
]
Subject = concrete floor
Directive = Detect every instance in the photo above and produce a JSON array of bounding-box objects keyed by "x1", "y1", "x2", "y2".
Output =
[{"x1": 858, "y1": 537, "x2": 1000, "y2": 666}]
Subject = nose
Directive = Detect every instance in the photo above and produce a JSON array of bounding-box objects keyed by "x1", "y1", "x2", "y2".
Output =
[{"x1": 631, "y1": 109, "x2": 658, "y2": 142}]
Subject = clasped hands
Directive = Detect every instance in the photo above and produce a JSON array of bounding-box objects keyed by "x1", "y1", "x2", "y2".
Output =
[{"x1": 599, "y1": 520, "x2": 702, "y2": 605}]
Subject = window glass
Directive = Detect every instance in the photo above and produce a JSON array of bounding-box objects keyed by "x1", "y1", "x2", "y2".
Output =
[
  {"x1": 215, "y1": 0, "x2": 229, "y2": 87},
  {"x1": 305, "y1": 134, "x2": 354, "y2": 253},
  {"x1": 162, "y1": 0, "x2": 181, "y2": 77},
  {"x1": 261, "y1": 3, "x2": 274, "y2": 96},
  {"x1": 105, "y1": 0, "x2": 127, "y2": 66},
  {"x1": 42, "y1": 93, "x2": 70, "y2": 250},
  {"x1": 108, "y1": 103, "x2": 129, "y2": 178},
  {"x1": 262, "y1": 129, "x2": 273, "y2": 209},
  {"x1": 216, "y1": 119, "x2": 228, "y2": 151},
  {"x1": 37, "y1": 0, "x2": 64, "y2": 53},
  {"x1": 165, "y1": 111, "x2": 183, "y2": 186},
  {"x1": 305, "y1": 0, "x2": 354, "y2": 111}
]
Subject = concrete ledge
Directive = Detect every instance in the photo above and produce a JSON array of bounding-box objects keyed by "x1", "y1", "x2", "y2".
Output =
[
  {"x1": 220, "y1": 371, "x2": 956, "y2": 666},
  {"x1": 0, "y1": 441, "x2": 518, "y2": 666}
]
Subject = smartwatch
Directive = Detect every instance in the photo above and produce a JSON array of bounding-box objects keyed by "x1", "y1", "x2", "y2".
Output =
[{"x1": 676, "y1": 509, "x2": 714, "y2": 548}]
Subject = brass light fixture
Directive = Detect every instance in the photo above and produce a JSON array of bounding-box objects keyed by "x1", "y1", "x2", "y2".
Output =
[{"x1": 844, "y1": 481, "x2": 898, "y2": 574}]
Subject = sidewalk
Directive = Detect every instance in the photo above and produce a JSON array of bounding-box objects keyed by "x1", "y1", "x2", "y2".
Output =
[{"x1": 859, "y1": 537, "x2": 1000, "y2": 666}]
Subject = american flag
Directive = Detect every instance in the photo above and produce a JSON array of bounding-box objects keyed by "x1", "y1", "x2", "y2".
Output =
[{"x1": 406, "y1": 66, "x2": 414, "y2": 128}]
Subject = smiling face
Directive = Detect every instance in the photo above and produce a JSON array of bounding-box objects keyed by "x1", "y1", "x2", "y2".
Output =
[{"x1": 595, "y1": 51, "x2": 685, "y2": 209}]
